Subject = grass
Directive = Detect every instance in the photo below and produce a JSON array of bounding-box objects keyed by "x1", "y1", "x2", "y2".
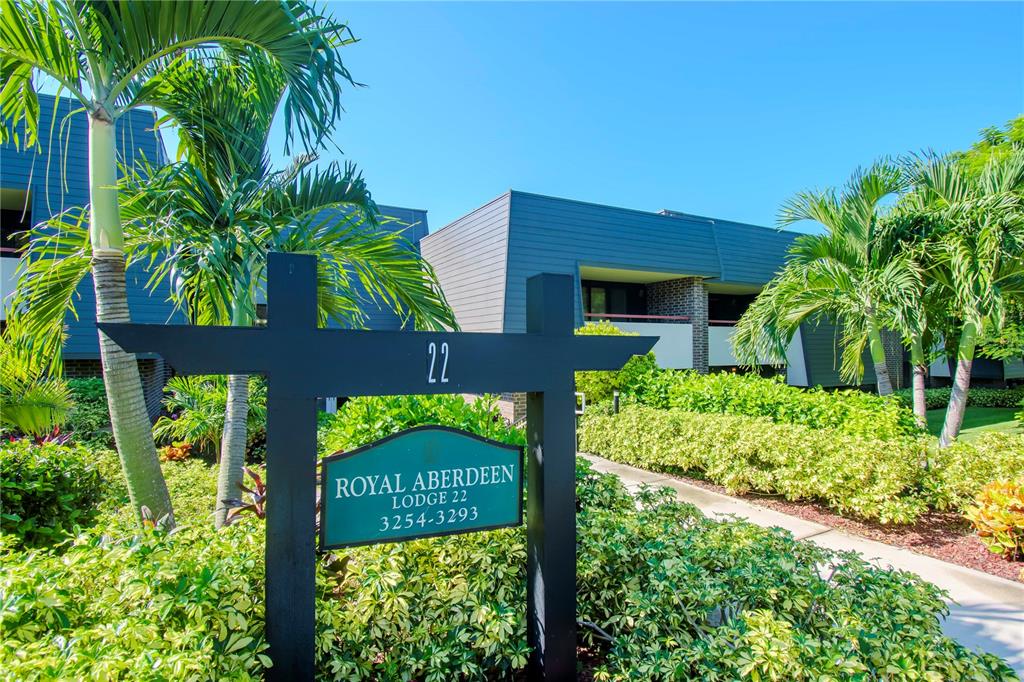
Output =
[{"x1": 925, "y1": 406, "x2": 1023, "y2": 441}]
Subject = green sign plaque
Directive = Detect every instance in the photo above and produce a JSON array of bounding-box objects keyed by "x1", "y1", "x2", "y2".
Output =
[{"x1": 319, "y1": 426, "x2": 523, "y2": 549}]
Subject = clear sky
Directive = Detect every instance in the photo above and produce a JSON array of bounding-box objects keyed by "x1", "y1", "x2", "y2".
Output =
[{"x1": 266, "y1": 1, "x2": 1023, "y2": 232}]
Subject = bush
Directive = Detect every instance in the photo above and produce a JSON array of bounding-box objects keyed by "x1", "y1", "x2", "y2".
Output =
[
  {"x1": 579, "y1": 406, "x2": 930, "y2": 523},
  {"x1": 319, "y1": 394, "x2": 524, "y2": 454},
  {"x1": 617, "y1": 367, "x2": 920, "y2": 441},
  {"x1": 574, "y1": 322, "x2": 658, "y2": 404},
  {"x1": 0, "y1": 440, "x2": 105, "y2": 547},
  {"x1": 894, "y1": 385, "x2": 1024, "y2": 411},
  {"x1": 0, "y1": 459, "x2": 1014, "y2": 680},
  {"x1": 965, "y1": 480, "x2": 1024, "y2": 561},
  {"x1": 65, "y1": 378, "x2": 113, "y2": 449},
  {"x1": 923, "y1": 432, "x2": 1024, "y2": 512}
]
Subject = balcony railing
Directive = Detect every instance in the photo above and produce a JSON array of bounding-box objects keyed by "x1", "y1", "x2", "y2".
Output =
[
  {"x1": 583, "y1": 312, "x2": 690, "y2": 324},
  {"x1": 584, "y1": 312, "x2": 740, "y2": 327}
]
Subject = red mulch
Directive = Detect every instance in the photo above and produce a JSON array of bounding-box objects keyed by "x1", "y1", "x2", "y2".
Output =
[{"x1": 664, "y1": 472, "x2": 1024, "y2": 584}]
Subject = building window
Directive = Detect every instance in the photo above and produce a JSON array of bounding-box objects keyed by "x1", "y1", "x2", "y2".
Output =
[
  {"x1": 708, "y1": 293, "x2": 757, "y2": 324},
  {"x1": 0, "y1": 189, "x2": 31, "y2": 255},
  {"x1": 581, "y1": 280, "x2": 646, "y2": 319}
]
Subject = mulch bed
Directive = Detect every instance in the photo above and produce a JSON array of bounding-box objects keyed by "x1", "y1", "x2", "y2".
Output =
[{"x1": 660, "y1": 472, "x2": 1024, "y2": 584}]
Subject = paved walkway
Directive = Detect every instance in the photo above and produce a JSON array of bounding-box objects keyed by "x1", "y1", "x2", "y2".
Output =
[{"x1": 580, "y1": 453, "x2": 1024, "y2": 675}]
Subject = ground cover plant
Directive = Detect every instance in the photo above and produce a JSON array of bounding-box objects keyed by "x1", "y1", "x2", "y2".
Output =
[
  {"x1": 1, "y1": 394, "x2": 1017, "y2": 680},
  {"x1": 1, "y1": 457, "x2": 1016, "y2": 680}
]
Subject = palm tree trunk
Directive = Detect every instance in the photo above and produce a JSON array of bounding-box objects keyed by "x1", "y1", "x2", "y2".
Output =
[
  {"x1": 910, "y1": 336, "x2": 928, "y2": 430},
  {"x1": 215, "y1": 374, "x2": 250, "y2": 527},
  {"x1": 90, "y1": 115, "x2": 173, "y2": 525},
  {"x1": 867, "y1": 321, "x2": 894, "y2": 396},
  {"x1": 939, "y1": 322, "x2": 978, "y2": 448}
]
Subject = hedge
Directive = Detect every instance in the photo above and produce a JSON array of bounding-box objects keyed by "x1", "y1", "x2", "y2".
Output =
[
  {"x1": 894, "y1": 386, "x2": 1024, "y2": 411},
  {"x1": 923, "y1": 432, "x2": 1024, "y2": 512},
  {"x1": 1, "y1": 459, "x2": 1014, "y2": 680},
  {"x1": 612, "y1": 367, "x2": 921, "y2": 441},
  {"x1": 579, "y1": 406, "x2": 931, "y2": 523}
]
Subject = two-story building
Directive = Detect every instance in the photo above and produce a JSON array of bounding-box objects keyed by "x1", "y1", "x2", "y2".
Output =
[{"x1": 420, "y1": 190, "x2": 1023, "y2": 419}]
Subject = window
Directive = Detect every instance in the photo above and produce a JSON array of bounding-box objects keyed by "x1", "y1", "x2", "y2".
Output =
[
  {"x1": 581, "y1": 280, "x2": 646, "y2": 318},
  {"x1": 0, "y1": 189, "x2": 31, "y2": 255},
  {"x1": 708, "y1": 293, "x2": 756, "y2": 323}
]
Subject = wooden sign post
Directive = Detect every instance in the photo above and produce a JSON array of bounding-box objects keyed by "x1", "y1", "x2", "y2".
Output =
[{"x1": 101, "y1": 252, "x2": 656, "y2": 681}]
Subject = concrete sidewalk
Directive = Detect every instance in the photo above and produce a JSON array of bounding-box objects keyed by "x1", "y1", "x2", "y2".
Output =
[{"x1": 580, "y1": 453, "x2": 1024, "y2": 675}]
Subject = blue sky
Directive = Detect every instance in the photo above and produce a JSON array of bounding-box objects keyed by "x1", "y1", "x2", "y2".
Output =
[{"x1": 267, "y1": 1, "x2": 1023, "y2": 232}]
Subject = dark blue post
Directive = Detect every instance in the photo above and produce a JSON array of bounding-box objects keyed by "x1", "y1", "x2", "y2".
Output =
[
  {"x1": 526, "y1": 274, "x2": 577, "y2": 680},
  {"x1": 265, "y1": 254, "x2": 319, "y2": 681}
]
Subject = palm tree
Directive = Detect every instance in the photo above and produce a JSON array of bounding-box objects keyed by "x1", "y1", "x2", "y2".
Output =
[
  {"x1": 121, "y1": 58, "x2": 455, "y2": 526},
  {"x1": 1, "y1": 0, "x2": 356, "y2": 524},
  {"x1": 875, "y1": 207, "x2": 947, "y2": 429},
  {"x1": 906, "y1": 152, "x2": 1024, "y2": 446},
  {"x1": 734, "y1": 162, "x2": 919, "y2": 395}
]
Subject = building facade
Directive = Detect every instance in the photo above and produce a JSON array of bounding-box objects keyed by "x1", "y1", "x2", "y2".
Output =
[{"x1": 421, "y1": 190, "x2": 1021, "y2": 419}]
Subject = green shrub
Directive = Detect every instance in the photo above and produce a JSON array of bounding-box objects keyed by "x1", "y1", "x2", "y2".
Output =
[
  {"x1": 319, "y1": 394, "x2": 524, "y2": 454},
  {"x1": 65, "y1": 378, "x2": 113, "y2": 449},
  {"x1": 923, "y1": 432, "x2": 1024, "y2": 512},
  {"x1": 894, "y1": 385, "x2": 1024, "y2": 411},
  {"x1": 0, "y1": 440, "x2": 105, "y2": 547},
  {"x1": 665, "y1": 372, "x2": 920, "y2": 440},
  {"x1": 0, "y1": 459, "x2": 1013, "y2": 680},
  {"x1": 615, "y1": 367, "x2": 920, "y2": 440},
  {"x1": 579, "y1": 406, "x2": 930, "y2": 523},
  {"x1": 574, "y1": 322, "x2": 658, "y2": 404}
]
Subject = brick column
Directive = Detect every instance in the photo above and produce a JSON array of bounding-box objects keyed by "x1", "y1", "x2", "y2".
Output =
[
  {"x1": 881, "y1": 329, "x2": 904, "y2": 390},
  {"x1": 647, "y1": 277, "x2": 708, "y2": 373}
]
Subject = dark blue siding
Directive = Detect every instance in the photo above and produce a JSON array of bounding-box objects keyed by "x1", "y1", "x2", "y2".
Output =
[
  {"x1": 419, "y1": 193, "x2": 510, "y2": 332},
  {"x1": 0, "y1": 95, "x2": 183, "y2": 359},
  {"x1": 711, "y1": 220, "x2": 797, "y2": 286},
  {"x1": 502, "y1": 192, "x2": 782, "y2": 333},
  {"x1": 335, "y1": 204, "x2": 430, "y2": 331}
]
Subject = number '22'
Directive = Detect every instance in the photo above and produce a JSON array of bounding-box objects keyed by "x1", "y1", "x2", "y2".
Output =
[{"x1": 427, "y1": 341, "x2": 449, "y2": 384}]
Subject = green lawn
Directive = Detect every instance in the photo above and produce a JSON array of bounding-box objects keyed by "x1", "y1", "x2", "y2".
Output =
[{"x1": 925, "y1": 406, "x2": 1023, "y2": 440}]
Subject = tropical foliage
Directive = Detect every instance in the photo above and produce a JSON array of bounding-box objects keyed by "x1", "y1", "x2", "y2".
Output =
[
  {"x1": 735, "y1": 119, "x2": 1024, "y2": 445},
  {"x1": 965, "y1": 479, "x2": 1024, "y2": 561},
  {"x1": 153, "y1": 375, "x2": 268, "y2": 460},
  {"x1": 0, "y1": 448, "x2": 1015, "y2": 679},
  {"x1": 614, "y1": 367, "x2": 920, "y2": 440},
  {"x1": 1, "y1": 0, "x2": 360, "y2": 526},
  {"x1": 65, "y1": 378, "x2": 114, "y2": 449},
  {"x1": 579, "y1": 404, "x2": 1024, "y2": 525},
  {"x1": 901, "y1": 150, "x2": 1024, "y2": 446},
  {"x1": 574, "y1": 321, "x2": 658, "y2": 404},
  {"x1": 733, "y1": 162, "x2": 915, "y2": 396},
  {"x1": 0, "y1": 322, "x2": 71, "y2": 439}
]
